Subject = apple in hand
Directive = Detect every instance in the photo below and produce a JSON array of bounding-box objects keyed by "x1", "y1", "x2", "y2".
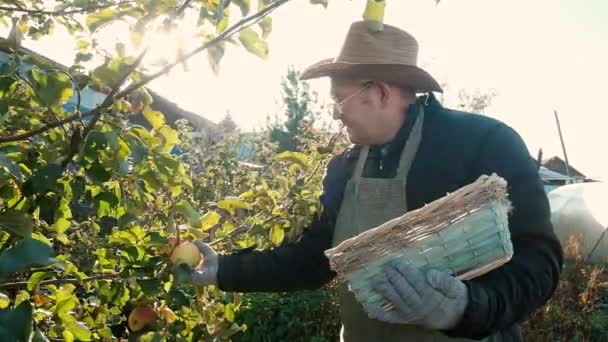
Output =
[
  {"x1": 169, "y1": 241, "x2": 202, "y2": 268},
  {"x1": 128, "y1": 305, "x2": 158, "y2": 332}
]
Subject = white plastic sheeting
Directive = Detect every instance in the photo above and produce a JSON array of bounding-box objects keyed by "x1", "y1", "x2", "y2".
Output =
[{"x1": 548, "y1": 182, "x2": 608, "y2": 265}]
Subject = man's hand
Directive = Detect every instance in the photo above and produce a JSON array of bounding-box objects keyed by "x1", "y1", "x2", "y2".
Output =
[
  {"x1": 189, "y1": 241, "x2": 219, "y2": 286},
  {"x1": 363, "y1": 261, "x2": 468, "y2": 331}
]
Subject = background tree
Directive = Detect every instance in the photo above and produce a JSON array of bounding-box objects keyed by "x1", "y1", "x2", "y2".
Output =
[
  {"x1": 219, "y1": 111, "x2": 239, "y2": 134},
  {"x1": 268, "y1": 65, "x2": 319, "y2": 152}
]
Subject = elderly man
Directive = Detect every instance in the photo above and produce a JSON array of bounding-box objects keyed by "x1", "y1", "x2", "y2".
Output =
[{"x1": 190, "y1": 21, "x2": 563, "y2": 341}]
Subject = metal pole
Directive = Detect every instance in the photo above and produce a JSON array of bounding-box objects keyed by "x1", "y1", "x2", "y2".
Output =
[{"x1": 554, "y1": 110, "x2": 571, "y2": 180}]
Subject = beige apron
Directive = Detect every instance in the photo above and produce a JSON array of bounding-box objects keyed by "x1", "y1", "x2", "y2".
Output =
[{"x1": 331, "y1": 107, "x2": 499, "y2": 342}]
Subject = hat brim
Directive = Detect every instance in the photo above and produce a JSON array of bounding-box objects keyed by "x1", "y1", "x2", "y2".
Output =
[{"x1": 300, "y1": 58, "x2": 443, "y2": 93}]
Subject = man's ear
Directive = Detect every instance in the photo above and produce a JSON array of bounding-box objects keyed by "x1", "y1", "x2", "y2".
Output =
[{"x1": 375, "y1": 82, "x2": 393, "y2": 107}]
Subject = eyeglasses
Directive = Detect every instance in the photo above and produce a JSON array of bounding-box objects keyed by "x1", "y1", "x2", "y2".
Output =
[{"x1": 331, "y1": 81, "x2": 374, "y2": 119}]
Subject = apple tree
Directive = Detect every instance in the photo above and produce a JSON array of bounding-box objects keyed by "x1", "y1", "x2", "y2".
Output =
[{"x1": 0, "y1": 0, "x2": 389, "y2": 340}]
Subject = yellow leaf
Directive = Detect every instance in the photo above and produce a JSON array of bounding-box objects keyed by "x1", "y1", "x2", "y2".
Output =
[
  {"x1": 63, "y1": 329, "x2": 74, "y2": 342},
  {"x1": 363, "y1": 0, "x2": 386, "y2": 32},
  {"x1": 276, "y1": 151, "x2": 309, "y2": 169},
  {"x1": 216, "y1": 16, "x2": 229, "y2": 33},
  {"x1": 270, "y1": 223, "x2": 284, "y2": 246},
  {"x1": 0, "y1": 293, "x2": 10, "y2": 309},
  {"x1": 238, "y1": 27, "x2": 269, "y2": 60},
  {"x1": 222, "y1": 220, "x2": 235, "y2": 234},
  {"x1": 239, "y1": 191, "x2": 256, "y2": 200},
  {"x1": 217, "y1": 196, "x2": 251, "y2": 215},
  {"x1": 143, "y1": 108, "x2": 166, "y2": 130},
  {"x1": 188, "y1": 227, "x2": 206, "y2": 239},
  {"x1": 158, "y1": 125, "x2": 179, "y2": 152},
  {"x1": 200, "y1": 211, "x2": 221, "y2": 231}
]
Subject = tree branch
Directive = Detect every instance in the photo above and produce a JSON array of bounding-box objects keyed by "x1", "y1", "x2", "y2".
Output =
[
  {"x1": 0, "y1": 112, "x2": 93, "y2": 143},
  {"x1": 116, "y1": 0, "x2": 290, "y2": 99},
  {"x1": 60, "y1": 49, "x2": 148, "y2": 170},
  {"x1": 174, "y1": 0, "x2": 195, "y2": 18},
  {"x1": 0, "y1": 0, "x2": 290, "y2": 144},
  {"x1": 0, "y1": 1, "x2": 136, "y2": 16},
  {"x1": 15, "y1": 73, "x2": 69, "y2": 136},
  {"x1": 0, "y1": 273, "x2": 118, "y2": 289}
]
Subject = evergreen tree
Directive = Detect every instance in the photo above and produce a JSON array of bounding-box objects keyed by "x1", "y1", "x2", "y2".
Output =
[
  {"x1": 219, "y1": 111, "x2": 239, "y2": 133},
  {"x1": 269, "y1": 66, "x2": 318, "y2": 152}
]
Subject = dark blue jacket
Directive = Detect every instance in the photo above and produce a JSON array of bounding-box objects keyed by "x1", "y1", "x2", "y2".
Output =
[{"x1": 217, "y1": 94, "x2": 563, "y2": 340}]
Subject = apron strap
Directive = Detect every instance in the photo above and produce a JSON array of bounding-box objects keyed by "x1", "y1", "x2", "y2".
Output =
[
  {"x1": 352, "y1": 145, "x2": 370, "y2": 179},
  {"x1": 396, "y1": 104, "x2": 425, "y2": 178}
]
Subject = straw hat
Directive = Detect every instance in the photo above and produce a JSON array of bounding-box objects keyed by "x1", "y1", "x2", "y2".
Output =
[{"x1": 300, "y1": 21, "x2": 442, "y2": 93}]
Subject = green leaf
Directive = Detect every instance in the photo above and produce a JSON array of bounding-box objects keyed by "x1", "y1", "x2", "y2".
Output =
[
  {"x1": 22, "y1": 163, "x2": 62, "y2": 196},
  {"x1": 259, "y1": 16, "x2": 272, "y2": 39},
  {"x1": 76, "y1": 39, "x2": 90, "y2": 53},
  {"x1": 128, "y1": 126, "x2": 161, "y2": 149},
  {"x1": 217, "y1": 196, "x2": 251, "y2": 215},
  {"x1": 27, "y1": 272, "x2": 49, "y2": 292},
  {"x1": 138, "y1": 278, "x2": 163, "y2": 296},
  {"x1": 276, "y1": 151, "x2": 310, "y2": 169},
  {"x1": 238, "y1": 27, "x2": 269, "y2": 60},
  {"x1": 85, "y1": 162, "x2": 111, "y2": 183},
  {"x1": 91, "y1": 58, "x2": 131, "y2": 86},
  {"x1": 157, "y1": 126, "x2": 179, "y2": 152},
  {"x1": 0, "y1": 153, "x2": 25, "y2": 183},
  {"x1": 14, "y1": 290, "x2": 29, "y2": 307},
  {"x1": 143, "y1": 108, "x2": 166, "y2": 130},
  {"x1": 233, "y1": 0, "x2": 251, "y2": 16},
  {"x1": 0, "y1": 210, "x2": 33, "y2": 237},
  {"x1": 27, "y1": 69, "x2": 74, "y2": 107},
  {"x1": 0, "y1": 300, "x2": 33, "y2": 341},
  {"x1": 65, "y1": 320, "x2": 91, "y2": 341},
  {"x1": 55, "y1": 284, "x2": 78, "y2": 321},
  {"x1": 97, "y1": 327, "x2": 113, "y2": 340},
  {"x1": 118, "y1": 213, "x2": 138, "y2": 228},
  {"x1": 270, "y1": 223, "x2": 284, "y2": 246},
  {"x1": 206, "y1": 37, "x2": 225, "y2": 76},
  {"x1": 200, "y1": 211, "x2": 221, "y2": 231},
  {"x1": 82, "y1": 131, "x2": 108, "y2": 163},
  {"x1": 139, "y1": 332, "x2": 163, "y2": 342},
  {"x1": 86, "y1": 8, "x2": 116, "y2": 32},
  {"x1": 174, "y1": 200, "x2": 202, "y2": 228},
  {"x1": 0, "y1": 237, "x2": 55, "y2": 274},
  {"x1": 0, "y1": 293, "x2": 9, "y2": 309}
]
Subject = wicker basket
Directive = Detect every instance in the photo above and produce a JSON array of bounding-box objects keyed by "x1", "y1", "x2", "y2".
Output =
[{"x1": 324, "y1": 173, "x2": 513, "y2": 309}]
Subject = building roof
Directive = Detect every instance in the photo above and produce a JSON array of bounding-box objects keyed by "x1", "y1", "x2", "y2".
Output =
[{"x1": 542, "y1": 156, "x2": 586, "y2": 179}]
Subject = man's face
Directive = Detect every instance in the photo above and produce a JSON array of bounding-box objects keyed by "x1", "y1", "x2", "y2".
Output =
[{"x1": 330, "y1": 78, "x2": 398, "y2": 145}]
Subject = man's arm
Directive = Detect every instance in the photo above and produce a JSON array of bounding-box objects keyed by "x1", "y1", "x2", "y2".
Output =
[
  {"x1": 216, "y1": 153, "x2": 351, "y2": 293},
  {"x1": 444, "y1": 123, "x2": 564, "y2": 339}
]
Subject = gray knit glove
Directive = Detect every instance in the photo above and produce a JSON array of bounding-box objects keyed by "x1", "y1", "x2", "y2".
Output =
[
  {"x1": 190, "y1": 241, "x2": 219, "y2": 286},
  {"x1": 364, "y1": 261, "x2": 468, "y2": 331}
]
